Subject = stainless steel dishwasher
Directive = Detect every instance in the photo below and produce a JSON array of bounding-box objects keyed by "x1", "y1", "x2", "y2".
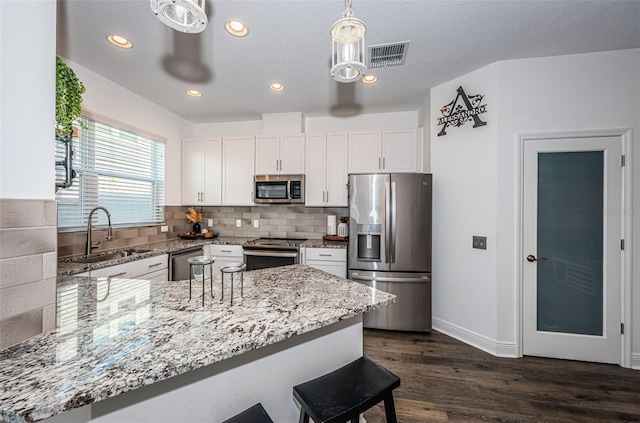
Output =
[{"x1": 169, "y1": 246, "x2": 204, "y2": 281}]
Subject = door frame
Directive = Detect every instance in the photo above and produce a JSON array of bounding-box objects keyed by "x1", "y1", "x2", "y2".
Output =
[{"x1": 516, "y1": 128, "x2": 633, "y2": 367}]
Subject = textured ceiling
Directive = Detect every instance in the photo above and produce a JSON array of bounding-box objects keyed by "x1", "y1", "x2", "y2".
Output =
[{"x1": 56, "y1": 0, "x2": 640, "y2": 124}]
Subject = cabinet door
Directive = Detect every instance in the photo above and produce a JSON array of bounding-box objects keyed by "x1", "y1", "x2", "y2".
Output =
[
  {"x1": 182, "y1": 138, "x2": 203, "y2": 204},
  {"x1": 348, "y1": 131, "x2": 382, "y2": 174},
  {"x1": 223, "y1": 136, "x2": 255, "y2": 205},
  {"x1": 202, "y1": 138, "x2": 222, "y2": 205},
  {"x1": 279, "y1": 134, "x2": 305, "y2": 174},
  {"x1": 382, "y1": 129, "x2": 417, "y2": 172},
  {"x1": 207, "y1": 244, "x2": 243, "y2": 277},
  {"x1": 326, "y1": 132, "x2": 348, "y2": 206},
  {"x1": 305, "y1": 248, "x2": 347, "y2": 278},
  {"x1": 304, "y1": 133, "x2": 327, "y2": 206},
  {"x1": 255, "y1": 135, "x2": 279, "y2": 174}
]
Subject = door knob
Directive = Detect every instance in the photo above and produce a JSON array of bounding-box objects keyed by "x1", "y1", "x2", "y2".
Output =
[{"x1": 526, "y1": 254, "x2": 548, "y2": 262}]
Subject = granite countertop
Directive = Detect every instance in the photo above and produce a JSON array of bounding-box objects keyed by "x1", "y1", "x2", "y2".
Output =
[
  {"x1": 58, "y1": 237, "x2": 253, "y2": 276},
  {"x1": 0, "y1": 265, "x2": 395, "y2": 423},
  {"x1": 300, "y1": 239, "x2": 348, "y2": 249},
  {"x1": 58, "y1": 237, "x2": 346, "y2": 276}
]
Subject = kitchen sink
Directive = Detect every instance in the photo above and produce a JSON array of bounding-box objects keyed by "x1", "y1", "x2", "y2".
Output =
[{"x1": 70, "y1": 248, "x2": 153, "y2": 264}]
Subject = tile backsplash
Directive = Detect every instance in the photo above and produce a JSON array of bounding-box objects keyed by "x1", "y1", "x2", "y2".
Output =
[
  {"x1": 57, "y1": 205, "x2": 347, "y2": 257},
  {"x1": 0, "y1": 198, "x2": 57, "y2": 349}
]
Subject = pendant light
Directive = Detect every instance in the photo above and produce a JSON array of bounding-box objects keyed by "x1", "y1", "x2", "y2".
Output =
[
  {"x1": 330, "y1": 0, "x2": 367, "y2": 83},
  {"x1": 150, "y1": 0, "x2": 208, "y2": 33}
]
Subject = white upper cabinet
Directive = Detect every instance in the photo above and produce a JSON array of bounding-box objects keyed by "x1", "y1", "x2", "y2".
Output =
[
  {"x1": 255, "y1": 134, "x2": 305, "y2": 174},
  {"x1": 348, "y1": 129, "x2": 418, "y2": 173},
  {"x1": 182, "y1": 138, "x2": 222, "y2": 205},
  {"x1": 382, "y1": 129, "x2": 418, "y2": 172},
  {"x1": 305, "y1": 132, "x2": 348, "y2": 207},
  {"x1": 348, "y1": 131, "x2": 382, "y2": 174},
  {"x1": 222, "y1": 136, "x2": 255, "y2": 205}
]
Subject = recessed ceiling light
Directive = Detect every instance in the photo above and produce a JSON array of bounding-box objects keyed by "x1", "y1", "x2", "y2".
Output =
[
  {"x1": 186, "y1": 89, "x2": 202, "y2": 97},
  {"x1": 225, "y1": 20, "x2": 248, "y2": 37},
  {"x1": 362, "y1": 74, "x2": 378, "y2": 84},
  {"x1": 106, "y1": 34, "x2": 133, "y2": 49},
  {"x1": 269, "y1": 83, "x2": 284, "y2": 92}
]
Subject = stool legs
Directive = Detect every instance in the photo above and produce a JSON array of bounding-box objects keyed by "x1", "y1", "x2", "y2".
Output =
[{"x1": 384, "y1": 393, "x2": 398, "y2": 423}]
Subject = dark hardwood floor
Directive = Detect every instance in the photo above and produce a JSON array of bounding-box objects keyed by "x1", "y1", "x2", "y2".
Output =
[{"x1": 362, "y1": 329, "x2": 640, "y2": 423}]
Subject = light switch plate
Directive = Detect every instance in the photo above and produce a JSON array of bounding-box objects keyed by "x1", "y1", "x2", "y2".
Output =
[
  {"x1": 160, "y1": 225, "x2": 168, "y2": 233},
  {"x1": 253, "y1": 219, "x2": 259, "y2": 228},
  {"x1": 236, "y1": 219, "x2": 242, "y2": 228},
  {"x1": 473, "y1": 236, "x2": 487, "y2": 250},
  {"x1": 208, "y1": 218, "x2": 213, "y2": 227}
]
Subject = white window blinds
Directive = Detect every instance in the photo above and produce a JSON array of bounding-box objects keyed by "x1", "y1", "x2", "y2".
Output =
[{"x1": 56, "y1": 115, "x2": 165, "y2": 231}]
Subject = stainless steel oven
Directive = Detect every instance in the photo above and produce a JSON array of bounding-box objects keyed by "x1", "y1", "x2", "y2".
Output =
[{"x1": 243, "y1": 238, "x2": 306, "y2": 271}]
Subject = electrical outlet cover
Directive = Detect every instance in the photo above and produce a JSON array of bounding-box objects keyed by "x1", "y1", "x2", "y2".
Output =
[
  {"x1": 236, "y1": 219, "x2": 242, "y2": 228},
  {"x1": 472, "y1": 236, "x2": 487, "y2": 250},
  {"x1": 208, "y1": 219, "x2": 213, "y2": 227},
  {"x1": 253, "y1": 219, "x2": 259, "y2": 228}
]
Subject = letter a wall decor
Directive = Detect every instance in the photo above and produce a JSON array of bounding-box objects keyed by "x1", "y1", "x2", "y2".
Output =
[{"x1": 437, "y1": 86, "x2": 487, "y2": 136}]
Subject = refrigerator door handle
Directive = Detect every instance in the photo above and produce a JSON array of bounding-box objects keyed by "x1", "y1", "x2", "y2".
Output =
[
  {"x1": 351, "y1": 274, "x2": 431, "y2": 283},
  {"x1": 390, "y1": 181, "x2": 397, "y2": 263},
  {"x1": 385, "y1": 181, "x2": 392, "y2": 264}
]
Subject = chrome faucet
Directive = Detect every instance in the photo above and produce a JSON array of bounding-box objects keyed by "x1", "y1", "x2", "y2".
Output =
[{"x1": 86, "y1": 206, "x2": 113, "y2": 255}]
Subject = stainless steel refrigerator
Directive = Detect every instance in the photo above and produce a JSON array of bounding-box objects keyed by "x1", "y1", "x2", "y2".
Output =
[{"x1": 348, "y1": 173, "x2": 432, "y2": 331}]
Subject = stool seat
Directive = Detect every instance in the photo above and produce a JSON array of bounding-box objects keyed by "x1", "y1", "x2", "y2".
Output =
[
  {"x1": 293, "y1": 355, "x2": 400, "y2": 423},
  {"x1": 222, "y1": 403, "x2": 273, "y2": 423}
]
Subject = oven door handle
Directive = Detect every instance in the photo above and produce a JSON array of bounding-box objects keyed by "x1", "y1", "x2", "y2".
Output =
[{"x1": 243, "y1": 250, "x2": 299, "y2": 258}]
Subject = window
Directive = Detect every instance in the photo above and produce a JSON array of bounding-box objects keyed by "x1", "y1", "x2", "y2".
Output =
[{"x1": 56, "y1": 115, "x2": 165, "y2": 231}]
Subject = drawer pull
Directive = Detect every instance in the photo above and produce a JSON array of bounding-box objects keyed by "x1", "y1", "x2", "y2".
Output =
[
  {"x1": 220, "y1": 249, "x2": 232, "y2": 253},
  {"x1": 148, "y1": 262, "x2": 163, "y2": 268},
  {"x1": 108, "y1": 271, "x2": 127, "y2": 278},
  {"x1": 319, "y1": 254, "x2": 332, "y2": 257}
]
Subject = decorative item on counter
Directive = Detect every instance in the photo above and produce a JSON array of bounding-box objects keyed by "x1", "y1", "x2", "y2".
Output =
[
  {"x1": 337, "y1": 216, "x2": 349, "y2": 237},
  {"x1": 186, "y1": 206, "x2": 203, "y2": 233},
  {"x1": 327, "y1": 215, "x2": 337, "y2": 236}
]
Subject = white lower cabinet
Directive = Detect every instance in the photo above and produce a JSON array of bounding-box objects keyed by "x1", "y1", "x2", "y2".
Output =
[
  {"x1": 300, "y1": 247, "x2": 347, "y2": 278},
  {"x1": 206, "y1": 245, "x2": 244, "y2": 278},
  {"x1": 81, "y1": 254, "x2": 169, "y2": 281}
]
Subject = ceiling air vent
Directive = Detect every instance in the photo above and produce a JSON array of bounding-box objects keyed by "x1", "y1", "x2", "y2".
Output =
[{"x1": 367, "y1": 41, "x2": 410, "y2": 69}]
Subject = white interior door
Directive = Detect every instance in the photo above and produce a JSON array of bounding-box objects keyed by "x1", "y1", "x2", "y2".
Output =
[{"x1": 522, "y1": 136, "x2": 622, "y2": 364}]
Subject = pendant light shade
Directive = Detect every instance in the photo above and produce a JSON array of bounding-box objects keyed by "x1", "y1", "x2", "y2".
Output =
[
  {"x1": 330, "y1": 0, "x2": 367, "y2": 83},
  {"x1": 150, "y1": 0, "x2": 208, "y2": 33}
]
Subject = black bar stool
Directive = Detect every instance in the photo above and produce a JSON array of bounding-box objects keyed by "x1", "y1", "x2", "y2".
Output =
[
  {"x1": 293, "y1": 355, "x2": 400, "y2": 423},
  {"x1": 221, "y1": 403, "x2": 273, "y2": 423}
]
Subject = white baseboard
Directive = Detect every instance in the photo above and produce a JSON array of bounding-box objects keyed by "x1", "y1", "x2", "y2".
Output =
[
  {"x1": 632, "y1": 353, "x2": 640, "y2": 370},
  {"x1": 433, "y1": 317, "x2": 518, "y2": 358}
]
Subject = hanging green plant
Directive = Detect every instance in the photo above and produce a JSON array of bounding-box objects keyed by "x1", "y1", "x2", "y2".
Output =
[{"x1": 55, "y1": 57, "x2": 86, "y2": 139}]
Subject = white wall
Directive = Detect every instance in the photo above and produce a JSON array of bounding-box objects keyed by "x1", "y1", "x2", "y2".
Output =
[
  {"x1": 430, "y1": 63, "x2": 500, "y2": 344},
  {"x1": 0, "y1": 0, "x2": 57, "y2": 200},
  {"x1": 305, "y1": 111, "x2": 418, "y2": 133},
  {"x1": 417, "y1": 96, "x2": 431, "y2": 172},
  {"x1": 430, "y1": 49, "x2": 640, "y2": 363},
  {"x1": 496, "y1": 49, "x2": 640, "y2": 360},
  {"x1": 195, "y1": 120, "x2": 262, "y2": 138},
  {"x1": 61, "y1": 59, "x2": 194, "y2": 206}
]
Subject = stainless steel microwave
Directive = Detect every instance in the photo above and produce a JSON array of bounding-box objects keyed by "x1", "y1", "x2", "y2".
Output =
[{"x1": 254, "y1": 175, "x2": 305, "y2": 204}]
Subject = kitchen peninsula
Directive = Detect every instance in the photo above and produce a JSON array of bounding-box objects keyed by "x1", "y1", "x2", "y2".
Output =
[{"x1": 0, "y1": 265, "x2": 395, "y2": 423}]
